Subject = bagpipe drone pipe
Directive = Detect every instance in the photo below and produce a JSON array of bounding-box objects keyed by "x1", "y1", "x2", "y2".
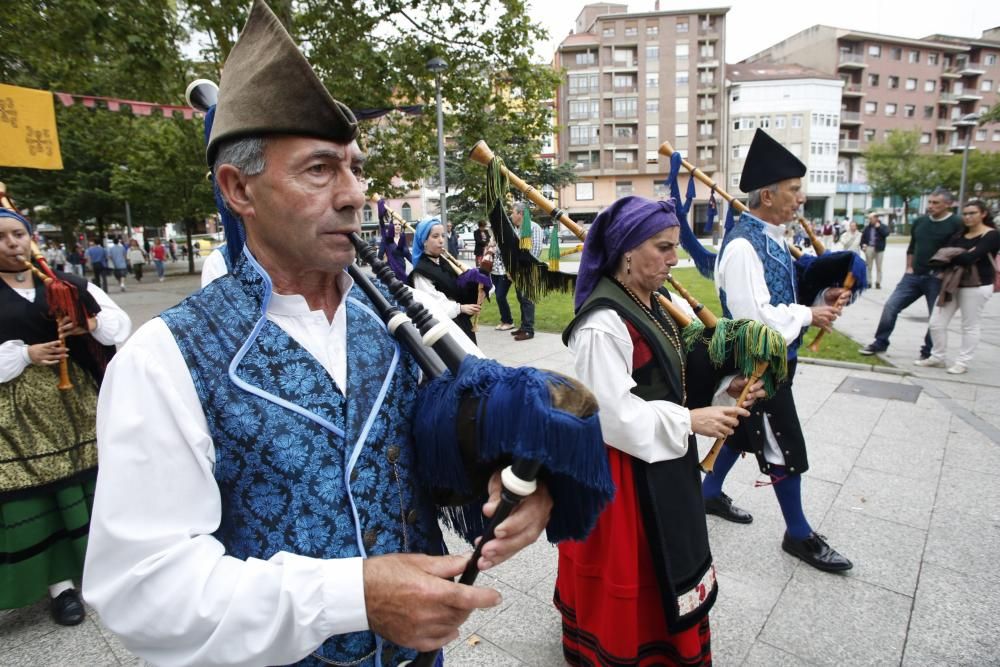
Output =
[
  {"x1": 186, "y1": 80, "x2": 615, "y2": 667},
  {"x1": 468, "y1": 141, "x2": 789, "y2": 472},
  {"x1": 656, "y1": 141, "x2": 867, "y2": 352}
]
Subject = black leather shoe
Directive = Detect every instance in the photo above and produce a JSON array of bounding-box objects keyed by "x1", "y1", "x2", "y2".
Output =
[
  {"x1": 704, "y1": 493, "x2": 753, "y2": 524},
  {"x1": 782, "y1": 532, "x2": 853, "y2": 572},
  {"x1": 50, "y1": 589, "x2": 85, "y2": 626},
  {"x1": 510, "y1": 328, "x2": 523, "y2": 336}
]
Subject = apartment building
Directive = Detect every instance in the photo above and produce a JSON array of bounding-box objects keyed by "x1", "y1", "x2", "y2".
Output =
[
  {"x1": 553, "y1": 3, "x2": 729, "y2": 225},
  {"x1": 747, "y1": 25, "x2": 1000, "y2": 218},
  {"x1": 726, "y1": 62, "x2": 843, "y2": 221}
]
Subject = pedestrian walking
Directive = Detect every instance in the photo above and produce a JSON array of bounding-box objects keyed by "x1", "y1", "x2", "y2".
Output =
[
  {"x1": 860, "y1": 213, "x2": 890, "y2": 288},
  {"x1": 84, "y1": 239, "x2": 108, "y2": 290},
  {"x1": 151, "y1": 238, "x2": 167, "y2": 281},
  {"x1": 108, "y1": 237, "x2": 128, "y2": 292},
  {"x1": 126, "y1": 239, "x2": 147, "y2": 283}
]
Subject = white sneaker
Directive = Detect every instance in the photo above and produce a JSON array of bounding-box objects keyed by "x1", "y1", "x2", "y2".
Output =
[
  {"x1": 913, "y1": 357, "x2": 944, "y2": 368},
  {"x1": 947, "y1": 364, "x2": 968, "y2": 375}
]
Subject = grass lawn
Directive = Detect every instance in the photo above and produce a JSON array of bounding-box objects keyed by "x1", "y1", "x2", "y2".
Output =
[{"x1": 477, "y1": 266, "x2": 885, "y2": 366}]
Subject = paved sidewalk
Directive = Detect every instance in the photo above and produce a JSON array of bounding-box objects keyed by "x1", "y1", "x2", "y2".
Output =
[{"x1": 3, "y1": 263, "x2": 999, "y2": 666}]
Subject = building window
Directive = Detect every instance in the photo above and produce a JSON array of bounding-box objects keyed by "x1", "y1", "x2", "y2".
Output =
[
  {"x1": 646, "y1": 24, "x2": 659, "y2": 37},
  {"x1": 647, "y1": 73, "x2": 659, "y2": 88},
  {"x1": 699, "y1": 42, "x2": 715, "y2": 58},
  {"x1": 904, "y1": 104, "x2": 915, "y2": 117},
  {"x1": 730, "y1": 174, "x2": 740, "y2": 187},
  {"x1": 791, "y1": 114, "x2": 802, "y2": 128},
  {"x1": 976, "y1": 129, "x2": 987, "y2": 141},
  {"x1": 576, "y1": 182, "x2": 594, "y2": 201},
  {"x1": 868, "y1": 44, "x2": 881, "y2": 58},
  {"x1": 865, "y1": 101, "x2": 877, "y2": 115},
  {"x1": 614, "y1": 48, "x2": 636, "y2": 65},
  {"x1": 646, "y1": 150, "x2": 658, "y2": 163},
  {"x1": 400, "y1": 203, "x2": 412, "y2": 222},
  {"x1": 676, "y1": 71, "x2": 689, "y2": 85},
  {"x1": 867, "y1": 73, "x2": 879, "y2": 86},
  {"x1": 904, "y1": 78, "x2": 917, "y2": 91},
  {"x1": 569, "y1": 99, "x2": 598, "y2": 119},
  {"x1": 775, "y1": 116, "x2": 786, "y2": 129},
  {"x1": 624, "y1": 26, "x2": 637, "y2": 37},
  {"x1": 993, "y1": 130, "x2": 1000, "y2": 141},
  {"x1": 646, "y1": 124, "x2": 658, "y2": 140},
  {"x1": 920, "y1": 133, "x2": 931, "y2": 144},
  {"x1": 616, "y1": 181, "x2": 634, "y2": 197},
  {"x1": 929, "y1": 53, "x2": 939, "y2": 65},
  {"x1": 602, "y1": 27, "x2": 615, "y2": 37},
  {"x1": 568, "y1": 73, "x2": 598, "y2": 94},
  {"x1": 613, "y1": 151, "x2": 635, "y2": 164},
  {"x1": 923, "y1": 105, "x2": 934, "y2": 118},
  {"x1": 675, "y1": 96, "x2": 688, "y2": 112},
  {"x1": 864, "y1": 128, "x2": 876, "y2": 141},
  {"x1": 653, "y1": 181, "x2": 669, "y2": 199},
  {"x1": 986, "y1": 54, "x2": 997, "y2": 66},
  {"x1": 888, "y1": 75, "x2": 899, "y2": 89},
  {"x1": 613, "y1": 74, "x2": 636, "y2": 90},
  {"x1": 676, "y1": 44, "x2": 689, "y2": 58},
  {"x1": 569, "y1": 125, "x2": 598, "y2": 145},
  {"x1": 889, "y1": 46, "x2": 902, "y2": 60},
  {"x1": 908, "y1": 50, "x2": 920, "y2": 63},
  {"x1": 982, "y1": 79, "x2": 993, "y2": 92},
  {"x1": 647, "y1": 99, "x2": 660, "y2": 113},
  {"x1": 925, "y1": 80, "x2": 936, "y2": 92},
  {"x1": 698, "y1": 146, "x2": 714, "y2": 161},
  {"x1": 811, "y1": 112, "x2": 819, "y2": 126},
  {"x1": 574, "y1": 51, "x2": 595, "y2": 65},
  {"x1": 885, "y1": 103, "x2": 897, "y2": 116},
  {"x1": 699, "y1": 95, "x2": 714, "y2": 111},
  {"x1": 614, "y1": 126, "x2": 635, "y2": 140},
  {"x1": 676, "y1": 20, "x2": 688, "y2": 32},
  {"x1": 731, "y1": 144, "x2": 745, "y2": 159},
  {"x1": 675, "y1": 123, "x2": 689, "y2": 137},
  {"x1": 760, "y1": 116, "x2": 770, "y2": 128},
  {"x1": 363, "y1": 204, "x2": 374, "y2": 223},
  {"x1": 646, "y1": 45, "x2": 659, "y2": 60},
  {"x1": 613, "y1": 97, "x2": 638, "y2": 118},
  {"x1": 699, "y1": 70, "x2": 714, "y2": 85},
  {"x1": 698, "y1": 121, "x2": 714, "y2": 136}
]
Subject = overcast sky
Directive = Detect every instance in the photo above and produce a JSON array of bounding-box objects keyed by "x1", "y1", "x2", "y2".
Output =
[{"x1": 529, "y1": 0, "x2": 1000, "y2": 63}]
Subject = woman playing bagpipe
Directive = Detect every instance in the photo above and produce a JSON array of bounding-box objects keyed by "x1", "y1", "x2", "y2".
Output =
[
  {"x1": 376, "y1": 202, "x2": 411, "y2": 282},
  {"x1": 0, "y1": 206, "x2": 131, "y2": 625},
  {"x1": 408, "y1": 217, "x2": 490, "y2": 343},
  {"x1": 556, "y1": 196, "x2": 768, "y2": 667}
]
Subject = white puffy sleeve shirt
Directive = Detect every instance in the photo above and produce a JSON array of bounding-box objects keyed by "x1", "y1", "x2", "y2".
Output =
[
  {"x1": 83, "y1": 274, "x2": 479, "y2": 667},
  {"x1": 568, "y1": 304, "x2": 694, "y2": 464}
]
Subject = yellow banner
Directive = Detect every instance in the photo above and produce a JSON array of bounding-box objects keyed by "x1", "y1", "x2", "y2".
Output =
[{"x1": 0, "y1": 83, "x2": 63, "y2": 170}]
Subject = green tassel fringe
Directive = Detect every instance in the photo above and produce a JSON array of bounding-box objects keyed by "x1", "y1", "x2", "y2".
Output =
[
  {"x1": 520, "y1": 205, "x2": 533, "y2": 250},
  {"x1": 485, "y1": 157, "x2": 510, "y2": 212},
  {"x1": 704, "y1": 318, "x2": 789, "y2": 397},
  {"x1": 680, "y1": 319, "x2": 706, "y2": 353},
  {"x1": 548, "y1": 223, "x2": 561, "y2": 271}
]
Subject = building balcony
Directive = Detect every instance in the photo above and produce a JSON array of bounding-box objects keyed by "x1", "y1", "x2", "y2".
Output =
[
  {"x1": 608, "y1": 86, "x2": 638, "y2": 94},
  {"x1": 695, "y1": 135, "x2": 718, "y2": 146},
  {"x1": 698, "y1": 58, "x2": 720, "y2": 68},
  {"x1": 837, "y1": 53, "x2": 867, "y2": 69},
  {"x1": 936, "y1": 121, "x2": 957, "y2": 131},
  {"x1": 613, "y1": 136, "x2": 639, "y2": 145},
  {"x1": 696, "y1": 83, "x2": 719, "y2": 94},
  {"x1": 840, "y1": 111, "x2": 862, "y2": 125},
  {"x1": 842, "y1": 84, "x2": 865, "y2": 97},
  {"x1": 957, "y1": 62, "x2": 986, "y2": 76},
  {"x1": 606, "y1": 161, "x2": 638, "y2": 171},
  {"x1": 956, "y1": 91, "x2": 984, "y2": 102},
  {"x1": 938, "y1": 92, "x2": 959, "y2": 104},
  {"x1": 699, "y1": 27, "x2": 720, "y2": 40},
  {"x1": 698, "y1": 110, "x2": 719, "y2": 121},
  {"x1": 839, "y1": 139, "x2": 862, "y2": 153},
  {"x1": 940, "y1": 68, "x2": 961, "y2": 79}
]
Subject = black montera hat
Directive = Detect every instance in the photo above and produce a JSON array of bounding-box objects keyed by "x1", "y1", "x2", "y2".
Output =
[
  {"x1": 206, "y1": 0, "x2": 358, "y2": 164},
  {"x1": 739, "y1": 129, "x2": 807, "y2": 193}
]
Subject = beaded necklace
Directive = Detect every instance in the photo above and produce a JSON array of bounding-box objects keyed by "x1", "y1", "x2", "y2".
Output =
[{"x1": 612, "y1": 277, "x2": 687, "y2": 405}]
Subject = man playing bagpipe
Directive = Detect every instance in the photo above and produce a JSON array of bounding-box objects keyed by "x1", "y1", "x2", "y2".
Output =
[
  {"x1": 83, "y1": 2, "x2": 614, "y2": 666},
  {"x1": 705, "y1": 129, "x2": 854, "y2": 573}
]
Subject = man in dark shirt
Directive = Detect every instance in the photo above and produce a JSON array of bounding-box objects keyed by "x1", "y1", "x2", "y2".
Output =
[
  {"x1": 446, "y1": 222, "x2": 460, "y2": 257},
  {"x1": 859, "y1": 187, "x2": 962, "y2": 359}
]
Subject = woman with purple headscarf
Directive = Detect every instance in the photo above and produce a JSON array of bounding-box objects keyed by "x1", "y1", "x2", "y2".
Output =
[{"x1": 555, "y1": 196, "x2": 762, "y2": 666}]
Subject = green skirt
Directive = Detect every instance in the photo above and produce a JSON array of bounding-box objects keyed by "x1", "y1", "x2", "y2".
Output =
[{"x1": 1, "y1": 472, "x2": 96, "y2": 608}]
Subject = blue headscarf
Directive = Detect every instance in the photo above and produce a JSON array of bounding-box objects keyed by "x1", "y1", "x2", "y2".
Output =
[
  {"x1": 0, "y1": 208, "x2": 32, "y2": 234},
  {"x1": 411, "y1": 216, "x2": 442, "y2": 265},
  {"x1": 575, "y1": 196, "x2": 679, "y2": 311}
]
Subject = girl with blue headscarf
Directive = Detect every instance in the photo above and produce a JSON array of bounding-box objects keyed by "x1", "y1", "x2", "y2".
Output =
[
  {"x1": 407, "y1": 217, "x2": 481, "y2": 343},
  {"x1": 555, "y1": 196, "x2": 761, "y2": 666}
]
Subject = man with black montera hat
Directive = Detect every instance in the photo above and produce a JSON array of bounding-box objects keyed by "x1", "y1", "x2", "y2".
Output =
[
  {"x1": 703, "y1": 129, "x2": 854, "y2": 573},
  {"x1": 82, "y1": 2, "x2": 555, "y2": 665}
]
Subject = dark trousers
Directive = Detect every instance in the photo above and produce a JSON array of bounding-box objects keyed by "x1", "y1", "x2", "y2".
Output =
[
  {"x1": 873, "y1": 273, "x2": 940, "y2": 357},
  {"x1": 493, "y1": 274, "x2": 514, "y2": 324},
  {"x1": 516, "y1": 288, "x2": 535, "y2": 334},
  {"x1": 91, "y1": 262, "x2": 108, "y2": 291}
]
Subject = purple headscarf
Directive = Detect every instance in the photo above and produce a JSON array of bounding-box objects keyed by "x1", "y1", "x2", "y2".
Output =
[{"x1": 574, "y1": 196, "x2": 679, "y2": 311}]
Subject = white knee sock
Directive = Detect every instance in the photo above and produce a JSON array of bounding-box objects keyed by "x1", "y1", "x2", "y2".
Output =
[{"x1": 49, "y1": 580, "x2": 74, "y2": 597}]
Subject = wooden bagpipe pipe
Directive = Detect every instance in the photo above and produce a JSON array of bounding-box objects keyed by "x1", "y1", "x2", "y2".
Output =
[
  {"x1": 656, "y1": 141, "x2": 867, "y2": 354},
  {"x1": 0, "y1": 186, "x2": 99, "y2": 391},
  {"x1": 184, "y1": 79, "x2": 614, "y2": 667},
  {"x1": 468, "y1": 141, "x2": 789, "y2": 473}
]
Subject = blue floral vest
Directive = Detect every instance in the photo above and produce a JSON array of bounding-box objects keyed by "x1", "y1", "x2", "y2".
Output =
[
  {"x1": 718, "y1": 212, "x2": 805, "y2": 357},
  {"x1": 160, "y1": 249, "x2": 442, "y2": 667}
]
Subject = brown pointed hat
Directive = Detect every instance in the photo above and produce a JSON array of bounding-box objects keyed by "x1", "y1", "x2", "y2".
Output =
[
  {"x1": 205, "y1": 0, "x2": 358, "y2": 164},
  {"x1": 739, "y1": 129, "x2": 807, "y2": 193}
]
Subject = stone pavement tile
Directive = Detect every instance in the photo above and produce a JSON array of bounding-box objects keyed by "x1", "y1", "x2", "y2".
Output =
[
  {"x1": 855, "y1": 434, "x2": 944, "y2": 482},
  {"x1": 760, "y1": 567, "x2": 911, "y2": 666},
  {"x1": 524, "y1": 565, "x2": 557, "y2": 606},
  {"x1": 833, "y1": 467, "x2": 937, "y2": 530},
  {"x1": 90, "y1": 612, "x2": 138, "y2": 665},
  {"x1": 816, "y1": 391, "x2": 889, "y2": 420},
  {"x1": 924, "y1": 378, "x2": 978, "y2": 401},
  {"x1": 0, "y1": 599, "x2": 57, "y2": 652},
  {"x1": 924, "y1": 509, "x2": 1000, "y2": 585},
  {"x1": 803, "y1": 439, "x2": 862, "y2": 485},
  {"x1": 734, "y1": 475, "x2": 842, "y2": 526},
  {"x1": 934, "y1": 465, "x2": 1000, "y2": 522},
  {"x1": 944, "y1": 430, "x2": 1000, "y2": 473},
  {"x1": 743, "y1": 640, "x2": 815, "y2": 666},
  {"x1": 476, "y1": 592, "x2": 565, "y2": 666},
  {"x1": 708, "y1": 571, "x2": 786, "y2": 666},
  {"x1": 902, "y1": 563, "x2": 1000, "y2": 666},
  {"x1": 973, "y1": 386, "x2": 1000, "y2": 416},
  {"x1": 709, "y1": 510, "x2": 800, "y2": 584},
  {"x1": 817, "y1": 508, "x2": 926, "y2": 597},
  {"x1": 802, "y1": 412, "x2": 879, "y2": 449},
  {"x1": 871, "y1": 404, "x2": 952, "y2": 443},
  {"x1": 0, "y1": 616, "x2": 119, "y2": 667},
  {"x1": 482, "y1": 537, "x2": 558, "y2": 594},
  {"x1": 795, "y1": 365, "x2": 853, "y2": 384},
  {"x1": 446, "y1": 634, "x2": 524, "y2": 666},
  {"x1": 451, "y1": 574, "x2": 529, "y2": 649}
]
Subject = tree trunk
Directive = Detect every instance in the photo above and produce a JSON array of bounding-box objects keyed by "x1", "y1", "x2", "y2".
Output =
[{"x1": 186, "y1": 220, "x2": 195, "y2": 274}]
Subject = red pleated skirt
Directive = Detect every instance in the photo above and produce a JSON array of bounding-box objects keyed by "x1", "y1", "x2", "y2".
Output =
[{"x1": 555, "y1": 447, "x2": 712, "y2": 666}]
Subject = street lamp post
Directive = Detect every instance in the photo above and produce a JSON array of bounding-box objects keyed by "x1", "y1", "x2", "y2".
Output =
[
  {"x1": 426, "y1": 57, "x2": 448, "y2": 227},
  {"x1": 955, "y1": 112, "x2": 980, "y2": 206}
]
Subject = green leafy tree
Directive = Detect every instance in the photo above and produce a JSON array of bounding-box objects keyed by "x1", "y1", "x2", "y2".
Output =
[{"x1": 864, "y1": 131, "x2": 936, "y2": 231}]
